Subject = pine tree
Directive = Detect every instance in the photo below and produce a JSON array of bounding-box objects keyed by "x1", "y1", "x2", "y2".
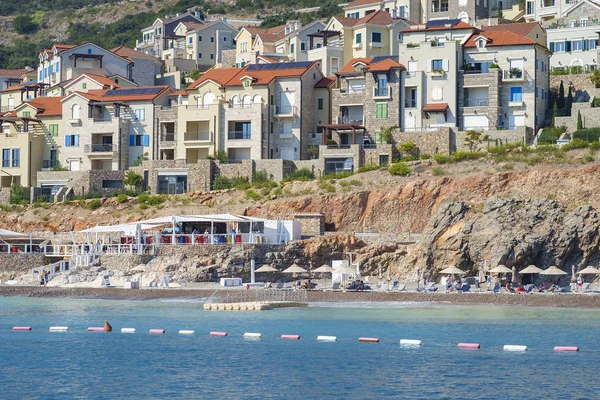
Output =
[
  {"x1": 558, "y1": 80, "x2": 565, "y2": 109},
  {"x1": 567, "y1": 85, "x2": 573, "y2": 116}
]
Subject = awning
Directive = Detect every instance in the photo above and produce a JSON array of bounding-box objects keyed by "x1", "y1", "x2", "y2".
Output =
[
  {"x1": 80, "y1": 223, "x2": 155, "y2": 235},
  {"x1": 0, "y1": 228, "x2": 29, "y2": 238},
  {"x1": 423, "y1": 103, "x2": 449, "y2": 112},
  {"x1": 319, "y1": 123, "x2": 365, "y2": 131}
]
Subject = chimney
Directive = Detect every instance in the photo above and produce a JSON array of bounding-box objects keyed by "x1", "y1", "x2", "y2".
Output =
[
  {"x1": 194, "y1": 11, "x2": 202, "y2": 20},
  {"x1": 294, "y1": 21, "x2": 302, "y2": 31}
]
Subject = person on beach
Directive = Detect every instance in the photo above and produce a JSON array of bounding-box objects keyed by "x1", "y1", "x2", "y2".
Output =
[
  {"x1": 577, "y1": 275, "x2": 584, "y2": 293},
  {"x1": 44, "y1": 271, "x2": 49, "y2": 286},
  {"x1": 445, "y1": 276, "x2": 453, "y2": 292}
]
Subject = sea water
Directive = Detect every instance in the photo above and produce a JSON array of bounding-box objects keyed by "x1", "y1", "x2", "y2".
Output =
[{"x1": 0, "y1": 297, "x2": 599, "y2": 399}]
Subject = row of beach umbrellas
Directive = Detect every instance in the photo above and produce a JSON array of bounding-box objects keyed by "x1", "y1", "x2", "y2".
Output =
[
  {"x1": 255, "y1": 264, "x2": 357, "y2": 275},
  {"x1": 440, "y1": 264, "x2": 600, "y2": 281}
]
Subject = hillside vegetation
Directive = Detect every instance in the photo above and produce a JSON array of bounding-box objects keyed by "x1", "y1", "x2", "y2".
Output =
[{"x1": 0, "y1": 0, "x2": 341, "y2": 69}]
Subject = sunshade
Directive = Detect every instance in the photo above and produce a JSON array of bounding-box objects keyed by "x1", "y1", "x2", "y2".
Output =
[
  {"x1": 540, "y1": 266, "x2": 568, "y2": 276},
  {"x1": 519, "y1": 265, "x2": 543, "y2": 274},
  {"x1": 80, "y1": 223, "x2": 154, "y2": 235},
  {"x1": 489, "y1": 265, "x2": 512, "y2": 274},
  {"x1": 313, "y1": 265, "x2": 334, "y2": 273},
  {"x1": 255, "y1": 265, "x2": 279, "y2": 273},
  {"x1": 577, "y1": 266, "x2": 600, "y2": 275},
  {"x1": 282, "y1": 264, "x2": 308, "y2": 274},
  {"x1": 439, "y1": 266, "x2": 465, "y2": 275},
  {"x1": 0, "y1": 228, "x2": 29, "y2": 238}
]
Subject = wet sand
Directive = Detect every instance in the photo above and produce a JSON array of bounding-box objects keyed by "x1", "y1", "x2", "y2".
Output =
[{"x1": 2, "y1": 286, "x2": 600, "y2": 308}]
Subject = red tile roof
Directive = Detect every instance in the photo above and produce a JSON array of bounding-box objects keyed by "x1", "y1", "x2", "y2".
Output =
[
  {"x1": 315, "y1": 76, "x2": 336, "y2": 88},
  {"x1": 168, "y1": 89, "x2": 188, "y2": 97},
  {"x1": 0, "y1": 68, "x2": 29, "y2": 77},
  {"x1": 344, "y1": 0, "x2": 382, "y2": 8},
  {"x1": 366, "y1": 57, "x2": 405, "y2": 72},
  {"x1": 423, "y1": 103, "x2": 448, "y2": 112},
  {"x1": 80, "y1": 74, "x2": 123, "y2": 88},
  {"x1": 179, "y1": 21, "x2": 205, "y2": 30},
  {"x1": 256, "y1": 55, "x2": 281, "y2": 64},
  {"x1": 190, "y1": 67, "x2": 244, "y2": 88},
  {"x1": 111, "y1": 46, "x2": 158, "y2": 61},
  {"x1": 191, "y1": 62, "x2": 315, "y2": 88},
  {"x1": 480, "y1": 22, "x2": 540, "y2": 36},
  {"x1": 332, "y1": 16, "x2": 361, "y2": 27},
  {"x1": 75, "y1": 86, "x2": 172, "y2": 102},
  {"x1": 355, "y1": 10, "x2": 394, "y2": 26},
  {"x1": 244, "y1": 25, "x2": 286, "y2": 36},
  {"x1": 339, "y1": 57, "x2": 373, "y2": 73},
  {"x1": 464, "y1": 31, "x2": 537, "y2": 48},
  {"x1": 20, "y1": 97, "x2": 65, "y2": 117},
  {"x1": 402, "y1": 20, "x2": 474, "y2": 33}
]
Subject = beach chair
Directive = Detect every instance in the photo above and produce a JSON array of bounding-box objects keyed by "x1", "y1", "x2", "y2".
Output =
[
  {"x1": 389, "y1": 282, "x2": 406, "y2": 292},
  {"x1": 583, "y1": 282, "x2": 592, "y2": 292},
  {"x1": 263, "y1": 282, "x2": 273, "y2": 289},
  {"x1": 331, "y1": 282, "x2": 341, "y2": 291},
  {"x1": 275, "y1": 282, "x2": 285, "y2": 289}
]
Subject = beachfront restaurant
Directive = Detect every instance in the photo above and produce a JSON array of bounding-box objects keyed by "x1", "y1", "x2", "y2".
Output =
[{"x1": 77, "y1": 214, "x2": 301, "y2": 254}]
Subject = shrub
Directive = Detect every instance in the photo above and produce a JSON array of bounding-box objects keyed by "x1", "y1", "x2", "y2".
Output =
[
  {"x1": 9, "y1": 185, "x2": 26, "y2": 205},
  {"x1": 211, "y1": 175, "x2": 250, "y2": 190},
  {"x1": 593, "y1": 98, "x2": 600, "y2": 108},
  {"x1": 323, "y1": 171, "x2": 353, "y2": 180},
  {"x1": 572, "y1": 128, "x2": 600, "y2": 142},
  {"x1": 433, "y1": 153, "x2": 451, "y2": 164},
  {"x1": 537, "y1": 126, "x2": 566, "y2": 144},
  {"x1": 432, "y1": 166, "x2": 446, "y2": 176},
  {"x1": 245, "y1": 189, "x2": 262, "y2": 201},
  {"x1": 88, "y1": 199, "x2": 102, "y2": 210},
  {"x1": 356, "y1": 164, "x2": 383, "y2": 173},
  {"x1": 146, "y1": 195, "x2": 165, "y2": 206},
  {"x1": 137, "y1": 194, "x2": 150, "y2": 204},
  {"x1": 116, "y1": 194, "x2": 128, "y2": 204},
  {"x1": 420, "y1": 153, "x2": 431, "y2": 160},
  {"x1": 452, "y1": 151, "x2": 485, "y2": 162},
  {"x1": 286, "y1": 168, "x2": 314, "y2": 182},
  {"x1": 318, "y1": 181, "x2": 336, "y2": 193},
  {"x1": 348, "y1": 179, "x2": 362, "y2": 186},
  {"x1": 13, "y1": 15, "x2": 39, "y2": 34},
  {"x1": 123, "y1": 171, "x2": 143, "y2": 189},
  {"x1": 589, "y1": 141, "x2": 600, "y2": 152},
  {"x1": 562, "y1": 138, "x2": 589, "y2": 151},
  {"x1": 388, "y1": 162, "x2": 411, "y2": 176},
  {"x1": 582, "y1": 154, "x2": 595, "y2": 164}
]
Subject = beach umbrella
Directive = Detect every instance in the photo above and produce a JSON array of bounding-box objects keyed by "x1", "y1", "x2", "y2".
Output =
[
  {"x1": 512, "y1": 266, "x2": 517, "y2": 283},
  {"x1": 489, "y1": 265, "x2": 512, "y2": 274},
  {"x1": 540, "y1": 266, "x2": 568, "y2": 276},
  {"x1": 576, "y1": 266, "x2": 600, "y2": 275},
  {"x1": 439, "y1": 266, "x2": 465, "y2": 275},
  {"x1": 519, "y1": 265, "x2": 543, "y2": 285},
  {"x1": 255, "y1": 265, "x2": 279, "y2": 273},
  {"x1": 314, "y1": 265, "x2": 333, "y2": 289},
  {"x1": 282, "y1": 264, "x2": 307, "y2": 274}
]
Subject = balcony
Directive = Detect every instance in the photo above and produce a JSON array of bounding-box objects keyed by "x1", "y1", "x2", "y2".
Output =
[
  {"x1": 337, "y1": 116, "x2": 364, "y2": 126},
  {"x1": 369, "y1": 42, "x2": 384, "y2": 49},
  {"x1": 228, "y1": 131, "x2": 251, "y2": 140},
  {"x1": 373, "y1": 87, "x2": 391, "y2": 99},
  {"x1": 503, "y1": 69, "x2": 528, "y2": 82},
  {"x1": 508, "y1": 100, "x2": 524, "y2": 108},
  {"x1": 272, "y1": 105, "x2": 298, "y2": 119},
  {"x1": 42, "y1": 160, "x2": 59, "y2": 169},
  {"x1": 183, "y1": 131, "x2": 213, "y2": 144},
  {"x1": 405, "y1": 99, "x2": 417, "y2": 108},
  {"x1": 464, "y1": 99, "x2": 489, "y2": 107},
  {"x1": 160, "y1": 133, "x2": 175, "y2": 149},
  {"x1": 93, "y1": 117, "x2": 112, "y2": 123},
  {"x1": 84, "y1": 144, "x2": 117, "y2": 157}
]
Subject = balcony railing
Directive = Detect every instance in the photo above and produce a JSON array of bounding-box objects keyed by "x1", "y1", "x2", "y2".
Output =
[
  {"x1": 464, "y1": 99, "x2": 489, "y2": 107},
  {"x1": 42, "y1": 160, "x2": 59, "y2": 169},
  {"x1": 93, "y1": 117, "x2": 112, "y2": 123},
  {"x1": 503, "y1": 69, "x2": 529, "y2": 81},
  {"x1": 373, "y1": 87, "x2": 391, "y2": 98},
  {"x1": 84, "y1": 144, "x2": 117, "y2": 153},
  {"x1": 337, "y1": 116, "x2": 364, "y2": 125},
  {"x1": 272, "y1": 105, "x2": 298, "y2": 116},
  {"x1": 184, "y1": 131, "x2": 212, "y2": 142},
  {"x1": 228, "y1": 131, "x2": 251, "y2": 140},
  {"x1": 229, "y1": 102, "x2": 253, "y2": 109},
  {"x1": 161, "y1": 133, "x2": 175, "y2": 141}
]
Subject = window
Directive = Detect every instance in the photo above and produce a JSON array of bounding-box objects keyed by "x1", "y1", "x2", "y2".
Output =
[
  {"x1": 82, "y1": 83, "x2": 87, "y2": 89},
  {"x1": 22, "y1": 111, "x2": 30, "y2": 117},
  {"x1": 535, "y1": 87, "x2": 538, "y2": 98},
  {"x1": 49, "y1": 124, "x2": 58, "y2": 136},
  {"x1": 210, "y1": 37, "x2": 214, "y2": 42},
  {"x1": 65, "y1": 134, "x2": 80, "y2": 147},
  {"x1": 199, "y1": 35, "x2": 203, "y2": 41},
  {"x1": 210, "y1": 54, "x2": 214, "y2": 60},
  {"x1": 536, "y1": 59, "x2": 538, "y2": 69},
  {"x1": 542, "y1": 61, "x2": 545, "y2": 72},
  {"x1": 244, "y1": 80, "x2": 250, "y2": 88},
  {"x1": 371, "y1": 32, "x2": 382, "y2": 43},
  {"x1": 510, "y1": 87, "x2": 522, "y2": 102},
  {"x1": 376, "y1": 103, "x2": 388, "y2": 119},
  {"x1": 432, "y1": 59, "x2": 443, "y2": 71},
  {"x1": 300, "y1": 42, "x2": 305, "y2": 51},
  {"x1": 553, "y1": 41, "x2": 565, "y2": 52},
  {"x1": 71, "y1": 104, "x2": 80, "y2": 120},
  {"x1": 581, "y1": 19, "x2": 588, "y2": 27},
  {"x1": 134, "y1": 109, "x2": 145, "y2": 121},
  {"x1": 573, "y1": 40, "x2": 583, "y2": 51},
  {"x1": 542, "y1": 89, "x2": 546, "y2": 100},
  {"x1": 590, "y1": 40, "x2": 597, "y2": 50},
  {"x1": 87, "y1": 48, "x2": 92, "y2": 54},
  {"x1": 224, "y1": 36, "x2": 227, "y2": 42},
  {"x1": 317, "y1": 98, "x2": 324, "y2": 110},
  {"x1": 290, "y1": 43, "x2": 295, "y2": 53},
  {"x1": 477, "y1": 40, "x2": 484, "y2": 48},
  {"x1": 11, "y1": 149, "x2": 19, "y2": 167},
  {"x1": 356, "y1": 33, "x2": 362, "y2": 44},
  {"x1": 2, "y1": 149, "x2": 9, "y2": 168},
  {"x1": 199, "y1": 53, "x2": 202, "y2": 58},
  {"x1": 130, "y1": 134, "x2": 150, "y2": 147},
  {"x1": 431, "y1": 87, "x2": 443, "y2": 101}
]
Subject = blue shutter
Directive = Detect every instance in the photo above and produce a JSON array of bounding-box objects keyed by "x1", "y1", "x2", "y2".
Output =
[
  {"x1": 130, "y1": 135, "x2": 135, "y2": 146},
  {"x1": 143, "y1": 135, "x2": 149, "y2": 147},
  {"x1": 549, "y1": 42, "x2": 554, "y2": 52},
  {"x1": 65, "y1": 135, "x2": 71, "y2": 147},
  {"x1": 73, "y1": 135, "x2": 79, "y2": 147}
]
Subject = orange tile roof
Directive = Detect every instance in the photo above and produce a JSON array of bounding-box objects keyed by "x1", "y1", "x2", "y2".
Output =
[
  {"x1": 256, "y1": 55, "x2": 281, "y2": 63},
  {"x1": 0, "y1": 68, "x2": 29, "y2": 77},
  {"x1": 423, "y1": 103, "x2": 448, "y2": 112},
  {"x1": 355, "y1": 10, "x2": 394, "y2": 26},
  {"x1": 244, "y1": 24, "x2": 286, "y2": 36},
  {"x1": 179, "y1": 21, "x2": 205, "y2": 30},
  {"x1": 366, "y1": 57, "x2": 405, "y2": 72},
  {"x1": 168, "y1": 89, "x2": 188, "y2": 97},
  {"x1": 344, "y1": 0, "x2": 381, "y2": 8},
  {"x1": 464, "y1": 31, "x2": 537, "y2": 48},
  {"x1": 76, "y1": 86, "x2": 172, "y2": 102},
  {"x1": 402, "y1": 20, "x2": 474, "y2": 33},
  {"x1": 81, "y1": 74, "x2": 123, "y2": 88},
  {"x1": 21, "y1": 96, "x2": 65, "y2": 117},
  {"x1": 111, "y1": 46, "x2": 158, "y2": 61},
  {"x1": 191, "y1": 62, "x2": 315, "y2": 88},
  {"x1": 480, "y1": 22, "x2": 540, "y2": 36},
  {"x1": 190, "y1": 67, "x2": 244, "y2": 88},
  {"x1": 333, "y1": 16, "x2": 361, "y2": 27},
  {"x1": 315, "y1": 76, "x2": 335, "y2": 88},
  {"x1": 339, "y1": 57, "x2": 373, "y2": 73}
]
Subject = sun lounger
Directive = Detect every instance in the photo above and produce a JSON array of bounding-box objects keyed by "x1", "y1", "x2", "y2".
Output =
[
  {"x1": 275, "y1": 282, "x2": 285, "y2": 289},
  {"x1": 263, "y1": 282, "x2": 273, "y2": 289}
]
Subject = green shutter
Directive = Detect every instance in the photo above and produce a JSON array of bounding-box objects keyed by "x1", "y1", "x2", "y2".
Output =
[
  {"x1": 49, "y1": 124, "x2": 58, "y2": 136},
  {"x1": 317, "y1": 98, "x2": 323, "y2": 110},
  {"x1": 356, "y1": 33, "x2": 362, "y2": 44},
  {"x1": 23, "y1": 111, "x2": 30, "y2": 117},
  {"x1": 376, "y1": 104, "x2": 388, "y2": 119}
]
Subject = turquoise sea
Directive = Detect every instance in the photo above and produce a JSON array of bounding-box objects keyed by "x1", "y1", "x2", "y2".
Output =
[{"x1": 0, "y1": 297, "x2": 599, "y2": 399}]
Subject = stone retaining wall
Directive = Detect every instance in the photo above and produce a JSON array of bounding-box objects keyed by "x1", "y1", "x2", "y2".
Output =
[
  {"x1": 394, "y1": 128, "x2": 452, "y2": 155},
  {"x1": 100, "y1": 254, "x2": 155, "y2": 272},
  {"x1": 455, "y1": 127, "x2": 532, "y2": 151},
  {"x1": 555, "y1": 102, "x2": 600, "y2": 133},
  {"x1": 36, "y1": 170, "x2": 125, "y2": 196},
  {"x1": 214, "y1": 160, "x2": 253, "y2": 181},
  {"x1": 0, "y1": 254, "x2": 60, "y2": 276}
]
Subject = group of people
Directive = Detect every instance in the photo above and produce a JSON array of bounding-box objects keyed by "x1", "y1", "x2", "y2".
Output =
[
  {"x1": 444, "y1": 277, "x2": 469, "y2": 292},
  {"x1": 39, "y1": 271, "x2": 49, "y2": 286}
]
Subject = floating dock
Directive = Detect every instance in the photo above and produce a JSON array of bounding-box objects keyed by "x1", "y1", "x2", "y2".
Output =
[{"x1": 203, "y1": 301, "x2": 308, "y2": 311}]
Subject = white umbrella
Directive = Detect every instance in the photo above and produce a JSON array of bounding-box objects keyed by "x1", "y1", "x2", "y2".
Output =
[
  {"x1": 255, "y1": 265, "x2": 279, "y2": 273},
  {"x1": 577, "y1": 266, "x2": 600, "y2": 275},
  {"x1": 282, "y1": 264, "x2": 307, "y2": 274},
  {"x1": 489, "y1": 265, "x2": 512, "y2": 274},
  {"x1": 0, "y1": 229, "x2": 29, "y2": 238},
  {"x1": 314, "y1": 265, "x2": 333, "y2": 289},
  {"x1": 519, "y1": 265, "x2": 543, "y2": 285},
  {"x1": 439, "y1": 266, "x2": 465, "y2": 275},
  {"x1": 540, "y1": 266, "x2": 568, "y2": 276}
]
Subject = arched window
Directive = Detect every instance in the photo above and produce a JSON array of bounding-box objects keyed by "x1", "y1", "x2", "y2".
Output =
[
  {"x1": 242, "y1": 95, "x2": 251, "y2": 108},
  {"x1": 203, "y1": 92, "x2": 215, "y2": 107},
  {"x1": 232, "y1": 95, "x2": 240, "y2": 107},
  {"x1": 71, "y1": 104, "x2": 80, "y2": 119},
  {"x1": 253, "y1": 94, "x2": 261, "y2": 104}
]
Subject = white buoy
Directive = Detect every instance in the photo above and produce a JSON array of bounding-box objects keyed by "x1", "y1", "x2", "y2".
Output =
[
  {"x1": 179, "y1": 330, "x2": 195, "y2": 335},
  {"x1": 121, "y1": 328, "x2": 136, "y2": 333},
  {"x1": 244, "y1": 332, "x2": 262, "y2": 339},
  {"x1": 400, "y1": 339, "x2": 422, "y2": 347},
  {"x1": 503, "y1": 345, "x2": 527, "y2": 352},
  {"x1": 49, "y1": 326, "x2": 69, "y2": 332},
  {"x1": 317, "y1": 336, "x2": 337, "y2": 342}
]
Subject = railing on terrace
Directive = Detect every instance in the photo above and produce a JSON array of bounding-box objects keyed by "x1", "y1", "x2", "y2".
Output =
[
  {"x1": 405, "y1": 99, "x2": 417, "y2": 108},
  {"x1": 373, "y1": 87, "x2": 391, "y2": 97},
  {"x1": 93, "y1": 117, "x2": 112, "y2": 123},
  {"x1": 325, "y1": 144, "x2": 353, "y2": 149},
  {"x1": 272, "y1": 105, "x2": 298, "y2": 115},
  {"x1": 184, "y1": 131, "x2": 212, "y2": 141},
  {"x1": 228, "y1": 130, "x2": 251, "y2": 140},
  {"x1": 160, "y1": 133, "x2": 175, "y2": 141},
  {"x1": 42, "y1": 159, "x2": 59, "y2": 169},
  {"x1": 229, "y1": 102, "x2": 253, "y2": 109},
  {"x1": 464, "y1": 99, "x2": 490, "y2": 107},
  {"x1": 84, "y1": 144, "x2": 117, "y2": 153}
]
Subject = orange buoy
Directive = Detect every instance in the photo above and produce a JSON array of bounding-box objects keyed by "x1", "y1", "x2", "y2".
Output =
[{"x1": 104, "y1": 321, "x2": 113, "y2": 332}]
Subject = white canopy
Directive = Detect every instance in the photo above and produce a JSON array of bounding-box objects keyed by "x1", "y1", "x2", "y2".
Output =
[
  {"x1": 439, "y1": 266, "x2": 466, "y2": 275},
  {"x1": 489, "y1": 265, "x2": 513, "y2": 274},
  {"x1": 137, "y1": 213, "x2": 266, "y2": 225},
  {"x1": 540, "y1": 266, "x2": 568, "y2": 276},
  {"x1": 0, "y1": 228, "x2": 29, "y2": 238},
  {"x1": 80, "y1": 223, "x2": 155, "y2": 235}
]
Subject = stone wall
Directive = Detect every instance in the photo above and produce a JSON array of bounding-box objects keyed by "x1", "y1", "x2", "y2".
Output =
[
  {"x1": 363, "y1": 144, "x2": 393, "y2": 165},
  {"x1": 555, "y1": 102, "x2": 600, "y2": 133},
  {"x1": 394, "y1": 128, "x2": 452, "y2": 155},
  {"x1": 254, "y1": 159, "x2": 285, "y2": 182},
  {"x1": 133, "y1": 160, "x2": 212, "y2": 194},
  {"x1": 100, "y1": 254, "x2": 154, "y2": 271},
  {"x1": 36, "y1": 170, "x2": 125, "y2": 196},
  {"x1": 550, "y1": 74, "x2": 599, "y2": 103},
  {"x1": 214, "y1": 160, "x2": 253, "y2": 181},
  {"x1": 293, "y1": 214, "x2": 324, "y2": 237},
  {"x1": 293, "y1": 159, "x2": 324, "y2": 178},
  {"x1": 219, "y1": 49, "x2": 236, "y2": 68},
  {"x1": 454, "y1": 127, "x2": 532, "y2": 151},
  {"x1": 0, "y1": 188, "x2": 10, "y2": 204},
  {"x1": 0, "y1": 254, "x2": 60, "y2": 277}
]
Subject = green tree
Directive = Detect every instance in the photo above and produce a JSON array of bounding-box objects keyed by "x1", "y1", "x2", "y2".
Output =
[
  {"x1": 590, "y1": 69, "x2": 600, "y2": 88},
  {"x1": 464, "y1": 130, "x2": 483, "y2": 151},
  {"x1": 558, "y1": 80, "x2": 565, "y2": 109},
  {"x1": 123, "y1": 171, "x2": 143, "y2": 190},
  {"x1": 552, "y1": 101, "x2": 558, "y2": 128},
  {"x1": 13, "y1": 15, "x2": 39, "y2": 34},
  {"x1": 132, "y1": 152, "x2": 148, "y2": 167},
  {"x1": 567, "y1": 85, "x2": 573, "y2": 116},
  {"x1": 577, "y1": 110, "x2": 583, "y2": 130}
]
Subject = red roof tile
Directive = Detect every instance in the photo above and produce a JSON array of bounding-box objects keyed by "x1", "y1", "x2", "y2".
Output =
[
  {"x1": 464, "y1": 31, "x2": 536, "y2": 48},
  {"x1": 80, "y1": 74, "x2": 123, "y2": 88},
  {"x1": 190, "y1": 68, "x2": 244, "y2": 88},
  {"x1": 0, "y1": 68, "x2": 29, "y2": 77},
  {"x1": 355, "y1": 10, "x2": 394, "y2": 26},
  {"x1": 480, "y1": 22, "x2": 540, "y2": 36},
  {"x1": 256, "y1": 55, "x2": 281, "y2": 64},
  {"x1": 339, "y1": 57, "x2": 373, "y2": 73},
  {"x1": 366, "y1": 58, "x2": 405, "y2": 72},
  {"x1": 402, "y1": 20, "x2": 474, "y2": 33},
  {"x1": 20, "y1": 97, "x2": 65, "y2": 117},
  {"x1": 344, "y1": 0, "x2": 382, "y2": 8},
  {"x1": 315, "y1": 76, "x2": 336, "y2": 88},
  {"x1": 111, "y1": 46, "x2": 158, "y2": 61},
  {"x1": 332, "y1": 16, "x2": 361, "y2": 27},
  {"x1": 76, "y1": 86, "x2": 172, "y2": 102},
  {"x1": 423, "y1": 103, "x2": 448, "y2": 112},
  {"x1": 191, "y1": 62, "x2": 315, "y2": 88}
]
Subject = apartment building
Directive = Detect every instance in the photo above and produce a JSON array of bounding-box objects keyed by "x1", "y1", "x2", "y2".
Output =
[
  {"x1": 135, "y1": 12, "x2": 203, "y2": 57},
  {"x1": 426, "y1": 0, "x2": 523, "y2": 24},
  {"x1": 235, "y1": 25, "x2": 287, "y2": 67},
  {"x1": 111, "y1": 46, "x2": 162, "y2": 86},
  {"x1": 157, "y1": 61, "x2": 323, "y2": 162},
  {"x1": 547, "y1": 25, "x2": 599, "y2": 71},
  {"x1": 0, "y1": 97, "x2": 63, "y2": 188},
  {"x1": 61, "y1": 74, "x2": 137, "y2": 96},
  {"x1": 523, "y1": 0, "x2": 600, "y2": 26},
  {"x1": 343, "y1": 0, "x2": 425, "y2": 23},
  {"x1": 460, "y1": 23, "x2": 550, "y2": 131},
  {"x1": 308, "y1": 11, "x2": 411, "y2": 76},
  {"x1": 399, "y1": 20, "x2": 475, "y2": 131},
  {"x1": 161, "y1": 20, "x2": 238, "y2": 73},
  {"x1": 59, "y1": 86, "x2": 172, "y2": 172},
  {"x1": 0, "y1": 81, "x2": 49, "y2": 117}
]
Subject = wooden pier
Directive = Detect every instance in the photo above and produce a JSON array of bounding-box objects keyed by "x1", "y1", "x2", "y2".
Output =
[{"x1": 203, "y1": 301, "x2": 308, "y2": 311}]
